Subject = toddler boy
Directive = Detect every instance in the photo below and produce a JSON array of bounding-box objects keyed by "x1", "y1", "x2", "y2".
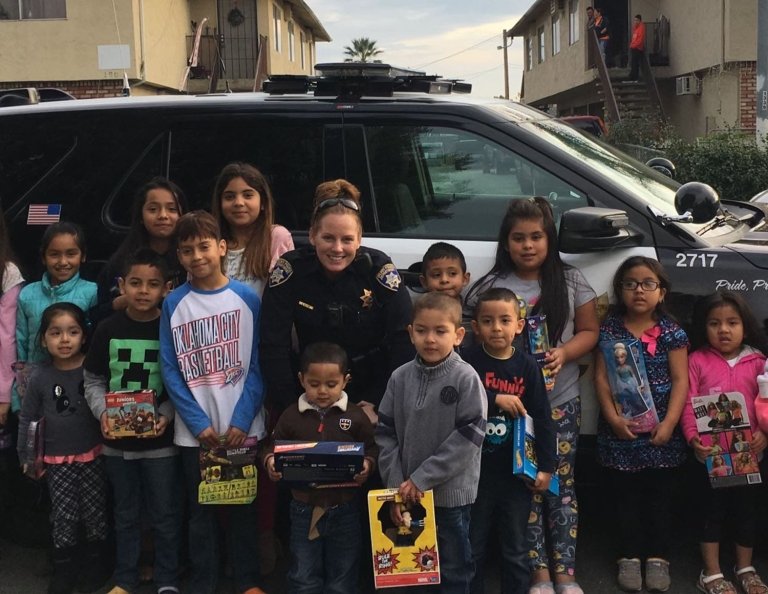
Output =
[
  {"x1": 263, "y1": 341, "x2": 377, "y2": 594},
  {"x1": 159, "y1": 211, "x2": 266, "y2": 594},
  {"x1": 84, "y1": 249, "x2": 181, "y2": 594},
  {"x1": 376, "y1": 292, "x2": 487, "y2": 593},
  {"x1": 419, "y1": 242, "x2": 470, "y2": 299}
]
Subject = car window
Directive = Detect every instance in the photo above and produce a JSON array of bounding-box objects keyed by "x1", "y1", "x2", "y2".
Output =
[{"x1": 364, "y1": 125, "x2": 588, "y2": 239}]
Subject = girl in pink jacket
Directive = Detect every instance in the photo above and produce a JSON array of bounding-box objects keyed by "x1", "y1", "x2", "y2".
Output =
[{"x1": 682, "y1": 291, "x2": 768, "y2": 594}]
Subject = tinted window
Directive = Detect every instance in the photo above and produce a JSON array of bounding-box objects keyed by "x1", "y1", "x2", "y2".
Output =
[{"x1": 364, "y1": 125, "x2": 588, "y2": 239}]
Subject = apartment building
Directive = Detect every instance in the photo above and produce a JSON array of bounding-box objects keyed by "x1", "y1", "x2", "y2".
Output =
[
  {"x1": 0, "y1": 0, "x2": 330, "y2": 97},
  {"x1": 510, "y1": 0, "x2": 757, "y2": 140}
]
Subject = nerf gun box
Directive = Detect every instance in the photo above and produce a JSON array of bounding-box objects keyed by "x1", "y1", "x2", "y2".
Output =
[
  {"x1": 198, "y1": 436, "x2": 258, "y2": 504},
  {"x1": 274, "y1": 440, "x2": 364, "y2": 487}
]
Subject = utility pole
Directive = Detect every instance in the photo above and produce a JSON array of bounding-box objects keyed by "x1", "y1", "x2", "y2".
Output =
[{"x1": 498, "y1": 29, "x2": 513, "y2": 99}]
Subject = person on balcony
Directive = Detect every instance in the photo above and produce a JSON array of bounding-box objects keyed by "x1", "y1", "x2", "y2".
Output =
[
  {"x1": 594, "y1": 8, "x2": 610, "y2": 64},
  {"x1": 629, "y1": 15, "x2": 646, "y2": 82}
]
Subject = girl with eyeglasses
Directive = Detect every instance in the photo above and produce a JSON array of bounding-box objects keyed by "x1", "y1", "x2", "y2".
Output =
[
  {"x1": 594, "y1": 256, "x2": 689, "y2": 593},
  {"x1": 212, "y1": 162, "x2": 294, "y2": 296},
  {"x1": 465, "y1": 197, "x2": 598, "y2": 594},
  {"x1": 259, "y1": 179, "x2": 413, "y2": 425}
]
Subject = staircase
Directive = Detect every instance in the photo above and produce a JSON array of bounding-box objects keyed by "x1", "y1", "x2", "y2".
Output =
[{"x1": 598, "y1": 69, "x2": 662, "y2": 122}]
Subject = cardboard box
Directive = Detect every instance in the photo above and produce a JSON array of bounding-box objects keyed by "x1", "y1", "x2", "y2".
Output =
[
  {"x1": 274, "y1": 440, "x2": 364, "y2": 487},
  {"x1": 512, "y1": 415, "x2": 560, "y2": 496},
  {"x1": 525, "y1": 315, "x2": 555, "y2": 391},
  {"x1": 367, "y1": 489, "x2": 440, "y2": 589},
  {"x1": 105, "y1": 389, "x2": 157, "y2": 438},
  {"x1": 198, "y1": 436, "x2": 258, "y2": 504}
]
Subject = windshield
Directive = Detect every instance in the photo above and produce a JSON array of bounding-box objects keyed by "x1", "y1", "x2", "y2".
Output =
[{"x1": 486, "y1": 104, "x2": 746, "y2": 242}]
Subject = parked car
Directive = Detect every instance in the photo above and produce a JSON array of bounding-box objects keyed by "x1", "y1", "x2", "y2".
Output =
[
  {"x1": 559, "y1": 114, "x2": 608, "y2": 138},
  {"x1": 2, "y1": 63, "x2": 766, "y2": 435}
]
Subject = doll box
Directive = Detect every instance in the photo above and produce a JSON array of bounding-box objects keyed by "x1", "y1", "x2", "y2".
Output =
[
  {"x1": 104, "y1": 389, "x2": 157, "y2": 438},
  {"x1": 512, "y1": 414, "x2": 560, "y2": 496},
  {"x1": 525, "y1": 315, "x2": 555, "y2": 391},
  {"x1": 198, "y1": 436, "x2": 258, "y2": 504},
  {"x1": 367, "y1": 488, "x2": 440, "y2": 589},
  {"x1": 274, "y1": 440, "x2": 364, "y2": 486}
]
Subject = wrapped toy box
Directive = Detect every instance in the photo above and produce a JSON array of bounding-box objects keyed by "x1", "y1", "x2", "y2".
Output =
[
  {"x1": 367, "y1": 489, "x2": 440, "y2": 589},
  {"x1": 274, "y1": 440, "x2": 364, "y2": 487}
]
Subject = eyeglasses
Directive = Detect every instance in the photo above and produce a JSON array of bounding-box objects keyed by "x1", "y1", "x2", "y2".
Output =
[
  {"x1": 620, "y1": 280, "x2": 660, "y2": 291},
  {"x1": 314, "y1": 198, "x2": 360, "y2": 214}
]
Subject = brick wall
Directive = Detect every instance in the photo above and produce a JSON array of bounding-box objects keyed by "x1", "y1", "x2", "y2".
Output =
[
  {"x1": 0, "y1": 79, "x2": 124, "y2": 99},
  {"x1": 740, "y1": 63, "x2": 757, "y2": 131}
]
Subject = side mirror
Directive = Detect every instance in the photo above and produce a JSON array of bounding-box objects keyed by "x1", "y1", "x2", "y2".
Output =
[
  {"x1": 559, "y1": 207, "x2": 643, "y2": 253},
  {"x1": 645, "y1": 157, "x2": 676, "y2": 179},
  {"x1": 674, "y1": 182, "x2": 719, "y2": 223}
]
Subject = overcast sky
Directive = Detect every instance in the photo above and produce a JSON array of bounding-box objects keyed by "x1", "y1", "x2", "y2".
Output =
[{"x1": 311, "y1": 0, "x2": 532, "y2": 100}]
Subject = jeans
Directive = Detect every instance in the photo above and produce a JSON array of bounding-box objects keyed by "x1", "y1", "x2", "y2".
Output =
[
  {"x1": 180, "y1": 447, "x2": 261, "y2": 594},
  {"x1": 105, "y1": 454, "x2": 182, "y2": 591},
  {"x1": 287, "y1": 498, "x2": 362, "y2": 594},
  {"x1": 436, "y1": 504, "x2": 473, "y2": 594},
  {"x1": 471, "y1": 476, "x2": 532, "y2": 594}
]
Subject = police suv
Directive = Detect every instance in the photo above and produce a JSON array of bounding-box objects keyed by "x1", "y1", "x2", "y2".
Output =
[{"x1": 2, "y1": 63, "x2": 767, "y2": 434}]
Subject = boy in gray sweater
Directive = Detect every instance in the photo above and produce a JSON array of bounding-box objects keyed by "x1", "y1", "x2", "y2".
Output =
[{"x1": 376, "y1": 292, "x2": 487, "y2": 593}]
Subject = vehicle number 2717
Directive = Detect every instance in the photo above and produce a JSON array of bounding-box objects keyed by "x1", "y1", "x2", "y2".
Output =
[{"x1": 675, "y1": 253, "x2": 718, "y2": 268}]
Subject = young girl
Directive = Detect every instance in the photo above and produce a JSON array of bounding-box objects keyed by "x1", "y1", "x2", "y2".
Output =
[
  {"x1": 17, "y1": 303, "x2": 108, "y2": 594},
  {"x1": 94, "y1": 177, "x2": 187, "y2": 322},
  {"x1": 15, "y1": 223, "x2": 97, "y2": 410},
  {"x1": 211, "y1": 162, "x2": 293, "y2": 295},
  {"x1": 0, "y1": 208, "x2": 23, "y2": 426},
  {"x1": 466, "y1": 197, "x2": 599, "y2": 594},
  {"x1": 595, "y1": 256, "x2": 689, "y2": 593},
  {"x1": 680, "y1": 291, "x2": 768, "y2": 594}
]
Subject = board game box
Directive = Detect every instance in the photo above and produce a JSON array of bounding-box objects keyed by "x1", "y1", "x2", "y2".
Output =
[
  {"x1": 105, "y1": 389, "x2": 157, "y2": 438},
  {"x1": 691, "y1": 391, "x2": 762, "y2": 489},
  {"x1": 274, "y1": 440, "x2": 364, "y2": 487},
  {"x1": 512, "y1": 414, "x2": 559, "y2": 496},
  {"x1": 599, "y1": 338, "x2": 659, "y2": 433},
  {"x1": 198, "y1": 436, "x2": 258, "y2": 504},
  {"x1": 368, "y1": 489, "x2": 440, "y2": 589}
]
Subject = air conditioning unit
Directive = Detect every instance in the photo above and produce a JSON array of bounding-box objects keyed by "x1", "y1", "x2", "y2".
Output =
[{"x1": 676, "y1": 75, "x2": 701, "y2": 96}]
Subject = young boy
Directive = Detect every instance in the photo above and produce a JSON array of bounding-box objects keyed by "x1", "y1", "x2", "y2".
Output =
[
  {"x1": 462, "y1": 287, "x2": 556, "y2": 594},
  {"x1": 84, "y1": 249, "x2": 180, "y2": 594},
  {"x1": 419, "y1": 242, "x2": 470, "y2": 299},
  {"x1": 263, "y1": 342, "x2": 377, "y2": 594},
  {"x1": 159, "y1": 211, "x2": 266, "y2": 594},
  {"x1": 376, "y1": 291, "x2": 487, "y2": 593}
]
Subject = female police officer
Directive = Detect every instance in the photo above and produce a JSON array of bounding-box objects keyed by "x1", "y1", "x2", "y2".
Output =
[{"x1": 259, "y1": 179, "x2": 414, "y2": 417}]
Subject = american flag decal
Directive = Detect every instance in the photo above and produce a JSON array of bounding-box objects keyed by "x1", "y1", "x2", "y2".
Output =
[{"x1": 27, "y1": 204, "x2": 62, "y2": 225}]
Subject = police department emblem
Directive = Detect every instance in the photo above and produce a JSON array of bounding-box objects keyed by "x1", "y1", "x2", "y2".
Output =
[
  {"x1": 376, "y1": 263, "x2": 402, "y2": 291},
  {"x1": 269, "y1": 258, "x2": 293, "y2": 287},
  {"x1": 339, "y1": 418, "x2": 352, "y2": 431}
]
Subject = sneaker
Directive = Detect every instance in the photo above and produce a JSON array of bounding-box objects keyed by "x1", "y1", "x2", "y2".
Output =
[
  {"x1": 646, "y1": 558, "x2": 671, "y2": 592},
  {"x1": 697, "y1": 571, "x2": 737, "y2": 594},
  {"x1": 555, "y1": 583, "x2": 584, "y2": 594},
  {"x1": 529, "y1": 583, "x2": 555, "y2": 594},
  {"x1": 617, "y1": 558, "x2": 642, "y2": 592}
]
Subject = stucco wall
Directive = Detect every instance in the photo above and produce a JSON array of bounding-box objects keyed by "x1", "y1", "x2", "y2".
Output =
[
  {"x1": 140, "y1": 1, "x2": 191, "y2": 90},
  {"x1": 265, "y1": 0, "x2": 315, "y2": 75}
]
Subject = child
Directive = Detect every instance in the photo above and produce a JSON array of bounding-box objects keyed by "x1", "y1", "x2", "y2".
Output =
[
  {"x1": 463, "y1": 288, "x2": 556, "y2": 594},
  {"x1": 0, "y1": 207, "x2": 23, "y2": 426},
  {"x1": 17, "y1": 303, "x2": 108, "y2": 594},
  {"x1": 15, "y1": 222, "x2": 98, "y2": 409},
  {"x1": 376, "y1": 291, "x2": 487, "y2": 593},
  {"x1": 94, "y1": 178, "x2": 187, "y2": 323},
  {"x1": 465, "y1": 197, "x2": 598, "y2": 594},
  {"x1": 595, "y1": 256, "x2": 689, "y2": 593},
  {"x1": 212, "y1": 162, "x2": 293, "y2": 296},
  {"x1": 84, "y1": 249, "x2": 181, "y2": 594},
  {"x1": 680, "y1": 291, "x2": 768, "y2": 594},
  {"x1": 263, "y1": 342, "x2": 377, "y2": 593},
  {"x1": 159, "y1": 211, "x2": 267, "y2": 594},
  {"x1": 419, "y1": 241, "x2": 470, "y2": 299}
]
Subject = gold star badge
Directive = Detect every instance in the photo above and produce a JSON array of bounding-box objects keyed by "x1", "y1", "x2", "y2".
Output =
[{"x1": 360, "y1": 288, "x2": 373, "y2": 309}]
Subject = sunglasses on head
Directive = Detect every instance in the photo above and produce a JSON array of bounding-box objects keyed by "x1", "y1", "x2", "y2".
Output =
[{"x1": 314, "y1": 197, "x2": 360, "y2": 214}]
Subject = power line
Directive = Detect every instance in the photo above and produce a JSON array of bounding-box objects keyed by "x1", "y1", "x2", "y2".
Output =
[{"x1": 414, "y1": 33, "x2": 499, "y2": 69}]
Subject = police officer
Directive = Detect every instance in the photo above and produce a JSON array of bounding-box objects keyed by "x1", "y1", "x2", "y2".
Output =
[{"x1": 260, "y1": 179, "x2": 414, "y2": 416}]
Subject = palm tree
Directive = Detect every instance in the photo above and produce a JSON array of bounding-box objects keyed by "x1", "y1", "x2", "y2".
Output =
[{"x1": 343, "y1": 37, "x2": 382, "y2": 63}]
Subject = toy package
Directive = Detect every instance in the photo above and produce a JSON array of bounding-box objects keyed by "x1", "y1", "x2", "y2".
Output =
[
  {"x1": 525, "y1": 315, "x2": 555, "y2": 392},
  {"x1": 691, "y1": 391, "x2": 762, "y2": 489},
  {"x1": 512, "y1": 414, "x2": 559, "y2": 496},
  {"x1": 22, "y1": 418, "x2": 45, "y2": 480},
  {"x1": 274, "y1": 440, "x2": 364, "y2": 488},
  {"x1": 368, "y1": 489, "x2": 440, "y2": 589},
  {"x1": 599, "y1": 338, "x2": 659, "y2": 433},
  {"x1": 198, "y1": 436, "x2": 258, "y2": 504},
  {"x1": 104, "y1": 389, "x2": 157, "y2": 437}
]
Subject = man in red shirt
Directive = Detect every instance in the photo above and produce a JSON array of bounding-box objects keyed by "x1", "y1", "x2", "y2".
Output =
[{"x1": 629, "y1": 14, "x2": 646, "y2": 81}]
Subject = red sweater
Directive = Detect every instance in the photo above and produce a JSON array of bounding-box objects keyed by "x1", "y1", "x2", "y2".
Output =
[{"x1": 630, "y1": 22, "x2": 646, "y2": 51}]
